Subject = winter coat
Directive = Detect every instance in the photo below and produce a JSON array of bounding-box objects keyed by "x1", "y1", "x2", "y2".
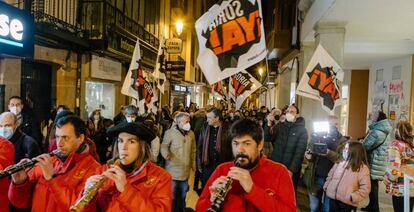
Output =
[
  {"x1": 195, "y1": 156, "x2": 296, "y2": 212},
  {"x1": 18, "y1": 112, "x2": 42, "y2": 145},
  {"x1": 384, "y1": 139, "x2": 414, "y2": 196},
  {"x1": 363, "y1": 119, "x2": 392, "y2": 180},
  {"x1": 87, "y1": 161, "x2": 172, "y2": 212},
  {"x1": 197, "y1": 122, "x2": 233, "y2": 170},
  {"x1": 0, "y1": 138, "x2": 14, "y2": 212},
  {"x1": 9, "y1": 129, "x2": 41, "y2": 163},
  {"x1": 161, "y1": 126, "x2": 196, "y2": 180},
  {"x1": 271, "y1": 117, "x2": 308, "y2": 174},
  {"x1": 324, "y1": 161, "x2": 371, "y2": 207},
  {"x1": 8, "y1": 145, "x2": 100, "y2": 212}
]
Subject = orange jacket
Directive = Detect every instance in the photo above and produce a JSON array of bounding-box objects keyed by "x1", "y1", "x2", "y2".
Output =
[
  {"x1": 0, "y1": 138, "x2": 14, "y2": 212},
  {"x1": 196, "y1": 156, "x2": 296, "y2": 212},
  {"x1": 8, "y1": 147, "x2": 100, "y2": 212},
  {"x1": 85, "y1": 161, "x2": 172, "y2": 212}
]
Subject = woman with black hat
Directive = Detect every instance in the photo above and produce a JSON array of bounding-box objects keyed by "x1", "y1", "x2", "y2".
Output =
[{"x1": 79, "y1": 122, "x2": 172, "y2": 211}]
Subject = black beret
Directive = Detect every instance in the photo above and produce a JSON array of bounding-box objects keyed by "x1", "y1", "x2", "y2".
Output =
[{"x1": 107, "y1": 122, "x2": 156, "y2": 143}]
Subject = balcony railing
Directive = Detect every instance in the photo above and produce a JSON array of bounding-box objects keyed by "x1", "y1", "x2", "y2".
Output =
[
  {"x1": 82, "y1": 0, "x2": 159, "y2": 48},
  {"x1": 31, "y1": 0, "x2": 83, "y2": 35}
]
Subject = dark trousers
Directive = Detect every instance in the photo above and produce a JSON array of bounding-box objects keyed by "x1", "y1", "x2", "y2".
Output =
[
  {"x1": 329, "y1": 199, "x2": 356, "y2": 212},
  {"x1": 362, "y1": 179, "x2": 379, "y2": 212},
  {"x1": 292, "y1": 171, "x2": 300, "y2": 197},
  {"x1": 200, "y1": 165, "x2": 215, "y2": 190},
  {"x1": 392, "y1": 196, "x2": 414, "y2": 212}
]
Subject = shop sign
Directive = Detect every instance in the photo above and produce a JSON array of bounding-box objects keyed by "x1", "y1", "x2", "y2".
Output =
[
  {"x1": 166, "y1": 38, "x2": 182, "y2": 54},
  {"x1": 91, "y1": 55, "x2": 122, "y2": 81},
  {"x1": 107, "y1": 30, "x2": 137, "y2": 57},
  {"x1": 0, "y1": 1, "x2": 34, "y2": 58}
]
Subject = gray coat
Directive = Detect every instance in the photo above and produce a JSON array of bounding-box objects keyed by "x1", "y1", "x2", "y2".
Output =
[{"x1": 161, "y1": 126, "x2": 196, "y2": 181}]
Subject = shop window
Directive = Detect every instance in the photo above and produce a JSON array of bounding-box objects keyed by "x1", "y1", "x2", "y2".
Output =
[{"x1": 85, "y1": 81, "x2": 115, "y2": 119}]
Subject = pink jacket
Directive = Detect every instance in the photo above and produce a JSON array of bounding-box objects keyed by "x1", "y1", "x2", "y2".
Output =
[{"x1": 323, "y1": 161, "x2": 371, "y2": 207}]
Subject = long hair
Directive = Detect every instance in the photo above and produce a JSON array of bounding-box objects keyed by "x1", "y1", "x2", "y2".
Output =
[
  {"x1": 345, "y1": 141, "x2": 368, "y2": 172},
  {"x1": 111, "y1": 138, "x2": 153, "y2": 167},
  {"x1": 396, "y1": 121, "x2": 414, "y2": 147}
]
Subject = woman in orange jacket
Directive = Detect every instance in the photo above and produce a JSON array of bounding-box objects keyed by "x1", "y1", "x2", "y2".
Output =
[{"x1": 80, "y1": 122, "x2": 172, "y2": 212}]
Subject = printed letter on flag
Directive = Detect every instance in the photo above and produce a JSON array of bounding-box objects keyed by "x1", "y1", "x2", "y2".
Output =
[
  {"x1": 296, "y1": 44, "x2": 344, "y2": 114},
  {"x1": 195, "y1": 0, "x2": 267, "y2": 84},
  {"x1": 213, "y1": 81, "x2": 228, "y2": 101},
  {"x1": 228, "y1": 70, "x2": 262, "y2": 109}
]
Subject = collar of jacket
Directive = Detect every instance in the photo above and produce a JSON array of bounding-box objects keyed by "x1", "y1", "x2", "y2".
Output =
[
  {"x1": 54, "y1": 143, "x2": 91, "y2": 174},
  {"x1": 9, "y1": 128, "x2": 23, "y2": 143},
  {"x1": 125, "y1": 161, "x2": 152, "y2": 184}
]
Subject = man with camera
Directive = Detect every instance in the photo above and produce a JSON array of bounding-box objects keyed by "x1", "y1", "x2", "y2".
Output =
[{"x1": 304, "y1": 116, "x2": 344, "y2": 212}]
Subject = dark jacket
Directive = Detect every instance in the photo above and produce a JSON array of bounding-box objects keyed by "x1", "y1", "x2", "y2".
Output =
[
  {"x1": 18, "y1": 112, "x2": 42, "y2": 146},
  {"x1": 270, "y1": 117, "x2": 308, "y2": 174},
  {"x1": 9, "y1": 129, "x2": 41, "y2": 163},
  {"x1": 197, "y1": 122, "x2": 233, "y2": 170}
]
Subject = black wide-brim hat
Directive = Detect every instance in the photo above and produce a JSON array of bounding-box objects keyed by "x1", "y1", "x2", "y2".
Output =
[{"x1": 107, "y1": 122, "x2": 156, "y2": 143}]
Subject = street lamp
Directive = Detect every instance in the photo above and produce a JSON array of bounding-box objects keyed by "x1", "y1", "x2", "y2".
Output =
[
  {"x1": 258, "y1": 67, "x2": 264, "y2": 77},
  {"x1": 175, "y1": 20, "x2": 184, "y2": 36}
]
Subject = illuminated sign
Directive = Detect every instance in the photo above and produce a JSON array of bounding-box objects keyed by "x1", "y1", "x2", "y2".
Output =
[{"x1": 0, "y1": 2, "x2": 34, "y2": 58}]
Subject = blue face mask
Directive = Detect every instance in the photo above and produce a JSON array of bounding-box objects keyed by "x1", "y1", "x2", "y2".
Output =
[{"x1": 0, "y1": 127, "x2": 14, "y2": 139}]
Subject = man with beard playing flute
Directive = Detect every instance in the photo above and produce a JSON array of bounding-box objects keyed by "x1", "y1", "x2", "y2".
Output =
[
  {"x1": 78, "y1": 121, "x2": 172, "y2": 211},
  {"x1": 196, "y1": 118, "x2": 296, "y2": 212},
  {"x1": 8, "y1": 115, "x2": 101, "y2": 212}
]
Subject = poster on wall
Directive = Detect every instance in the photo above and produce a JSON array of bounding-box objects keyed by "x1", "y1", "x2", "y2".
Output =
[
  {"x1": 91, "y1": 55, "x2": 122, "y2": 81},
  {"x1": 195, "y1": 0, "x2": 267, "y2": 84}
]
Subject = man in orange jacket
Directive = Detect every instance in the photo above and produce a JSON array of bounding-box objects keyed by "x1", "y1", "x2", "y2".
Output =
[
  {"x1": 8, "y1": 115, "x2": 100, "y2": 212},
  {"x1": 196, "y1": 118, "x2": 296, "y2": 212},
  {"x1": 0, "y1": 137, "x2": 14, "y2": 212},
  {"x1": 78, "y1": 122, "x2": 172, "y2": 212}
]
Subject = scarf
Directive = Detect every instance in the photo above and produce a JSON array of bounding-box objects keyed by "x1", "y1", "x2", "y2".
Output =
[{"x1": 202, "y1": 122, "x2": 223, "y2": 166}]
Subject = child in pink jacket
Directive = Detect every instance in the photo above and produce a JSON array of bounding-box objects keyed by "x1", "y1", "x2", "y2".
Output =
[{"x1": 324, "y1": 141, "x2": 371, "y2": 211}]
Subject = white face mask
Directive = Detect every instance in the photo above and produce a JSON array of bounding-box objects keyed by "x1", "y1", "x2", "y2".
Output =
[
  {"x1": 0, "y1": 127, "x2": 14, "y2": 139},
  {"x1": 342, "y1": 150, "x2": 348, "y2": 160},
  {"x1": 126, "y1": 117, "x2": 136, "y2": 123},
  {"x1": 181, "y1": 123, "x2": 191, "y2": 131},
  {"x1": 10, "y1": 106, "x2": 22, "y2": 115},
  {"x1": 285, "y1": 113, "x2": 295, "y2": 122}
]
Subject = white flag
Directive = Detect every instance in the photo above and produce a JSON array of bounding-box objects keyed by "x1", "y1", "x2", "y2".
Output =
[
  {"x1": 296, "y1": 44, "x2": 344, "y2": 114},
  {"x1": 228, "y1": 70, "x2": 262, "y2": 110},
  {"x1": 121, "y1": 38, "x2": 141, "y2": 99},
  {"x1": 195, "y1": 0, "x2": 267, "y2": 84},
  {"x1": 153, "y1": 36, "x2": 167, "y2": 94}
]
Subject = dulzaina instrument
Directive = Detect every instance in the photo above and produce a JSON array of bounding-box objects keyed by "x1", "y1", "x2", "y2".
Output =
[
  {"x1": 207, "y1": 158, "x2": 242, "y2": 212},
  {"x1": 0, "y1": 149, "x2": 60, "y2": 179},
  {"x1": 70, "y1": 159, "x2": 121, "y2": 212}
]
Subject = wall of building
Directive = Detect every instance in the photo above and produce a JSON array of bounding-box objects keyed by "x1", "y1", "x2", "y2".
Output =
[
  {"x1": 348, "y1": 70, "x2": 369, "y2": 139},
  {"x1": 0, "y1": 58, "x2": 21, "y2": 106},
  {"x1": 367, "y1": 56, "x2": 412, "y2": 127}
]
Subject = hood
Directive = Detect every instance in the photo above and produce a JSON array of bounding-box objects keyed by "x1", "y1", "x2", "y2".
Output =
[{"x1": 369, "y1": 119, "x2": 392, "y2": 134}]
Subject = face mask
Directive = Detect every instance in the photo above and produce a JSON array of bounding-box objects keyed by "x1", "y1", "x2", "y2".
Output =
[
  {"x1": 285, "y1": 113, "x2": 295, "y2": 122},
  {"x1": 181, "y1": 123, "x2": 191, "y2": 131},
  {"x1": 93, "y1": 115, "x2": 100, "y2": 120},
  {"x1": 229, "y1": 113, "x2": 234, "y2": 118},
  {"x1": 126, "y1": 117, "x2": 136, "y2": 123},
  {"x1": 342, "y1": 150, "x2": 348, "y2": 160},
  {"x1": 10, "y1": 106, "x2": 22, "y2": 115},
  {"x1": 0, "y1": 127, "x2": 14, "y2": 139}
]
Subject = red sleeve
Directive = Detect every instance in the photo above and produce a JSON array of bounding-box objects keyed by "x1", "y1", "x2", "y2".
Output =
[
  {"x1": 8, "y1": 166, "x2": 43, "y2": 208},
  {"x1": 0, "y1": 139, "x2": 13, "y2": 169},
  {"x1": 115, "y1": 171, "x2": 172, "y2": 212},
  {"x1": 47, "y1": 159, "x2": 100, "y2": 209},
  {"x1": 244, "y1": 165, "x2": 296, "y2": 212},
  {"x1": 195, "y1": 165, "x2": 227, "y2": 212}
]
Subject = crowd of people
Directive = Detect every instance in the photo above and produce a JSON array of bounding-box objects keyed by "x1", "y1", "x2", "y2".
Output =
[{"x1": 0, "y1": 95, "x2": 413, "y2": 212}]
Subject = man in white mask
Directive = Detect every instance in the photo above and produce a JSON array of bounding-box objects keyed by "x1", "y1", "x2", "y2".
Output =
[
  {"x1": 124, "y1": 105, "x2": 138, "y2": 123},
  {"x1": 0, "y1": 112, "x2": 40, "y2": 164},
  {"x1": 270, "y1": 104, "x2": 308, "y2": 198},
  {"x1": 8, "y1": 96, "x2": 42, "y2": 146},
  {"x1": 161, "y1": 112, "x2": 196, "y2": 212}
]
